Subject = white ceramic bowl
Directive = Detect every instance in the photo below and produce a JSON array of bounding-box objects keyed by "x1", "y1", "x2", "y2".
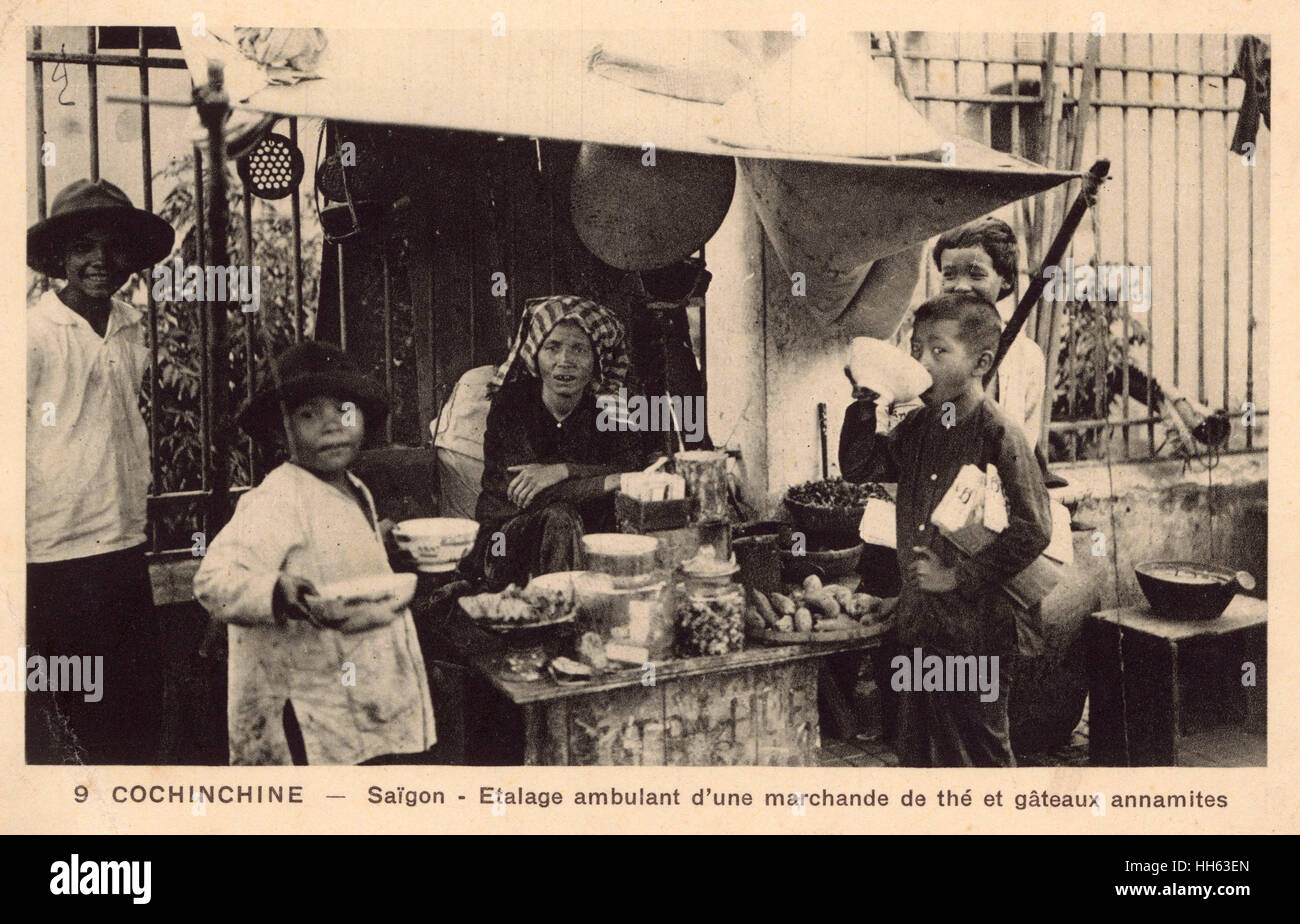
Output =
[
  {"x1": 848, "y1": 337, "x2": 932, "y2": 403},
  {"x1": 307, "y1": 573, "x2": 417, "y2": 630},
  {"x1": 393, "y1": 518, "x2": 480, "y2": 564}
]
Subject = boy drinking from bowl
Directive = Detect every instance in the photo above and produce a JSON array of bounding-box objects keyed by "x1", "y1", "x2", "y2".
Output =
[
  {"x1": 194, "y1": 341, "x2": 435, "y2": 765},
  {"x1": 839, "y1": 292, "x2": 1052, "y2": 767}
]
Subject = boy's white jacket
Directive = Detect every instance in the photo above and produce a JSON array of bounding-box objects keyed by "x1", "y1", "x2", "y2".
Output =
[{"x1": 193, "y1": 462, "x2": 435, "y2": 765}]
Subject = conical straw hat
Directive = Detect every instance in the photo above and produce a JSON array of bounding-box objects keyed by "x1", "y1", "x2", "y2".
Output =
[{"x1": 570, "y1": 142, "x2": 736, "y2": 271}]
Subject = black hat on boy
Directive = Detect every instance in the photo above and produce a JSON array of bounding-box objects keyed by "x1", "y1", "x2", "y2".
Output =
[
  {"x1": 237, "y1": 340, "x2": 389, "y2": 442},
  {"x1": 27, "y1": 178, "x2": 175, "y2": 278}
]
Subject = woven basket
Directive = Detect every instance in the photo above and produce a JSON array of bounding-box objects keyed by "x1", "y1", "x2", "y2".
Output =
[
  {"x1": 783, "y1": 497, "x2": 866, "y2": 541},
  {"x1": 780, "y1": 542, "x2": 865, "y2": 583}
]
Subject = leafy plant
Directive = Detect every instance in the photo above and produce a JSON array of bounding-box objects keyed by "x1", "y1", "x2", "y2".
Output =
[
  {"x1": 1048, "y1": 298, "x2": 1149, "y2": 462},
  {"x1": 141, "y1": 153, "x2": 321, "y2": 550}
]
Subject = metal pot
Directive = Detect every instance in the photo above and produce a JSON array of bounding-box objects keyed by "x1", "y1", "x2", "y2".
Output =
[{"x1": 1134, "y1": 561, "x2": 1257, "y2": 620}]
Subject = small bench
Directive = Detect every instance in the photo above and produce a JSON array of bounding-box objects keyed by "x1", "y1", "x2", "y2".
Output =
[{"x1": 1085, "y1": 596, "x2": 1266, "y2": 766}]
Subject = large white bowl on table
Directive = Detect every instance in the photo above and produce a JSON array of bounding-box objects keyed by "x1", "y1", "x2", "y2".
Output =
[
  {"x1": 306, "y1": 572, "x2": 418, "y2": 633},
  {"x1": 392, "y1": 517, "x2": 480, "y2": 572}
]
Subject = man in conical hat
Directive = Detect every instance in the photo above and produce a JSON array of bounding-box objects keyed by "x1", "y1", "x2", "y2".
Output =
[{"x1": 26, "y1": 179, "x2": 174, "y2": 764}]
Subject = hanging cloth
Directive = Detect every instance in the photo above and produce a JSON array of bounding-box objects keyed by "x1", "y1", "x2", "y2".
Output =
[{"x1": 1230, "y1": 35, "x2": 1270, "y2": 156}]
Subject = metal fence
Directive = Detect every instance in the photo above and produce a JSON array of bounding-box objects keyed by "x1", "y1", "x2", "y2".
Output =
[
  {"x1": 27, "y1": 27, "x2": 325, "y2": 557},
  {"x1": 889, "y1": 32, "x2": 1268, "y2": 462}
]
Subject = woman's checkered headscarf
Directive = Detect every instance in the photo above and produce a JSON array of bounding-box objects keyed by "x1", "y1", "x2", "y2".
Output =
[{"x1": 488, "y1": 295, "x2": 629, "y2": 398}]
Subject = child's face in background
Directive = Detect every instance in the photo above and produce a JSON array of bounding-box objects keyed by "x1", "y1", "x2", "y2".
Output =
[
  {"x1": 61, "y1": 227, "x2": 133, "y2": 301},
  {"x1": 939, "y1": 246, "x2": 1005, "y2": 306},
  {"x1": 286, "y1": 394, "x2": 365, "y2": 477},
  {"x1": 911, "y1": 318, "x2": 989, "y2": 405}
]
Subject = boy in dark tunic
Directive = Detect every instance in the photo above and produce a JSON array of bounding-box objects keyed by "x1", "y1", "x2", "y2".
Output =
[{"x1": 839, "y1": 292, "x2": 1052, "y2": 766}]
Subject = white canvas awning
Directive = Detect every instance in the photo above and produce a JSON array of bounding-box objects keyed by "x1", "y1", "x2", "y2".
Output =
[{"x1": 178, "y1": 26, "x2": 1083, "y2": 320}]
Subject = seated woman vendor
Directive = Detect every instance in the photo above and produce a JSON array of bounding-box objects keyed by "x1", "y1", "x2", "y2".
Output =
[{"x1": 464, "y1": 295, "x2": 649, "y2": 588}]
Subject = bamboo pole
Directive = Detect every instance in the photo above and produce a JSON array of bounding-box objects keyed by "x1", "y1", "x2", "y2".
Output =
[
  {"x1": 987, "y1": 158, "x2": 1111, "y2": 386},
  {"x1": 1037, "y1": 35, "x2": 1102, "y2": 449},
  {"x1": 887, "y1": 32, "x2": 916, "y2": 105},
  {"x1": 196, "y1": 61, "x2": 233, "y2": 531},
  {"x1": 1025, "y1": 33, "x2": 1058, "y2": 311}
]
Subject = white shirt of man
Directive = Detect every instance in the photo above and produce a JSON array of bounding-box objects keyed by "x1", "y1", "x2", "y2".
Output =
[{"x1": 26, "y1": 289, "x2": 151, "y2": 563}]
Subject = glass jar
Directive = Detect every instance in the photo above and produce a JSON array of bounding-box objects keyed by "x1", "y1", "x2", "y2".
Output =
[
  {"x1": 674, "y1": 555, "x2": 746, "y2": 657},
  {"x1": 575, "y1": 571, "x2": 672, "y2": 661}
]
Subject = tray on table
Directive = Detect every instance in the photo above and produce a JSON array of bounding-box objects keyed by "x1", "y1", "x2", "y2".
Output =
[{"x1": 747, "y1": 614, "x2": 894, "y2": 646}]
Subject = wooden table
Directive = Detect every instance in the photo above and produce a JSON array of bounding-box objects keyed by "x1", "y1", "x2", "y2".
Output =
[
  {"x1": 473, "y1": 637, "x2": 886, "y2": 766},
  {"x1": 1085, "y1": 596, "x2": 1266, "y2": 766}
]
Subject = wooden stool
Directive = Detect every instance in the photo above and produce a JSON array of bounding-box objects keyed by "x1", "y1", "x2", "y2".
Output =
[{"x1": 1085, "y1": 596, "x2": 1266, "y2": 766}]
